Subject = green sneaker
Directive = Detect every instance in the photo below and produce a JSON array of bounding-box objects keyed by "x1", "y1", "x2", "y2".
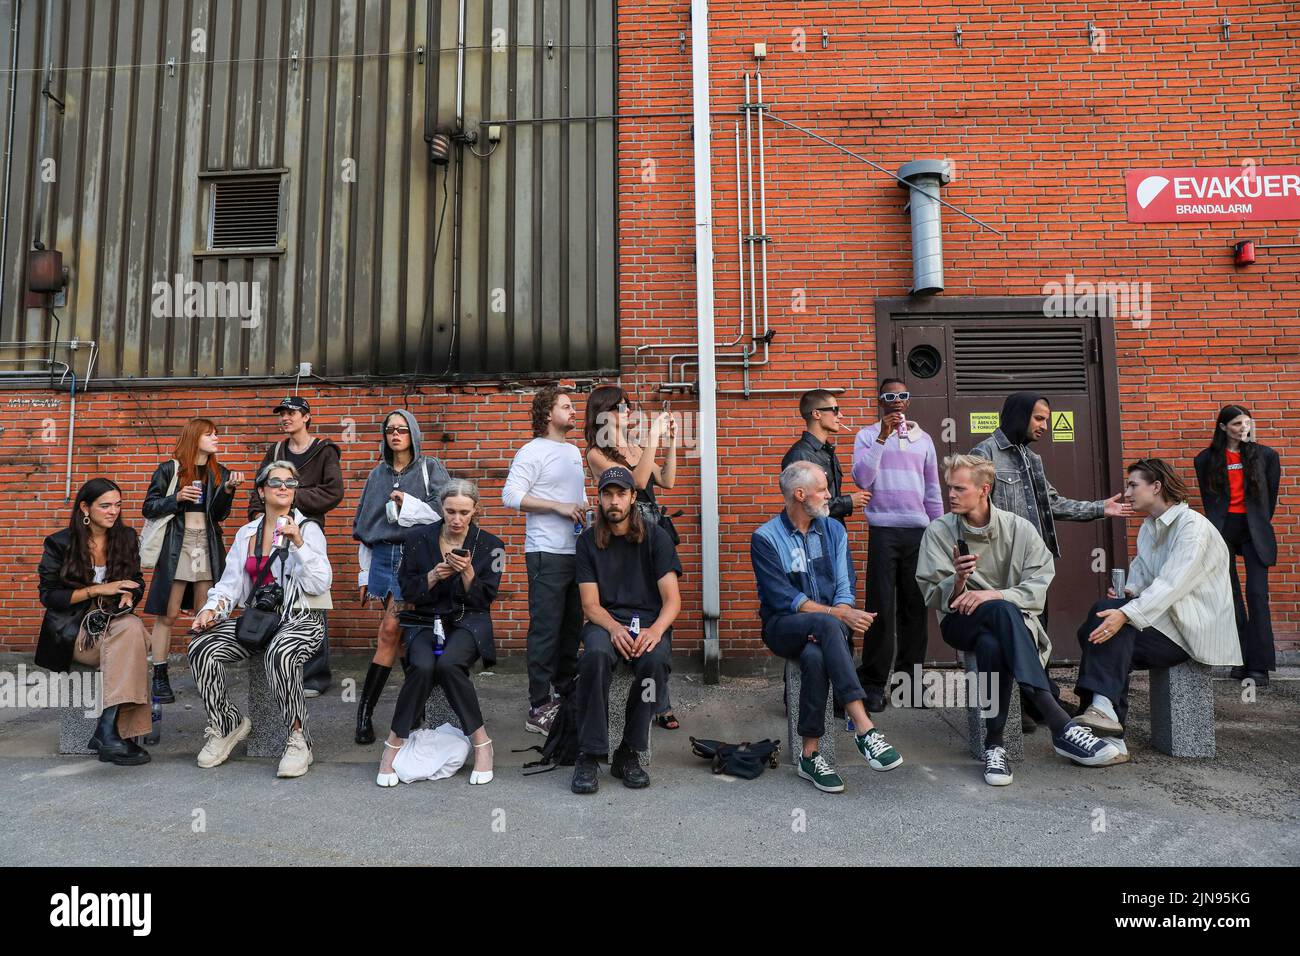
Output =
[
  {"x1": 796, "y1": 751, "x2": 845, "y2": 793},
  {"x1": 856, "y1": 728, "x2": 903, "y2": 771}
]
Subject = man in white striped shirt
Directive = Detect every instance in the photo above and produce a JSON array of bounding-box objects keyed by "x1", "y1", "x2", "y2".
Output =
[{"x1": 1073, "y1": 458, "x2": 1241, "y2": 762}]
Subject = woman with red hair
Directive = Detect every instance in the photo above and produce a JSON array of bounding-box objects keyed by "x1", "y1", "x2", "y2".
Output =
[{"x1": 142, "y1": 418, "x2": 245, "y2": 702}]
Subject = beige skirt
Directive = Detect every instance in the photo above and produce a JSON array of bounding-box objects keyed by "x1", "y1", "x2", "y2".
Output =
[{"x1": 175, "y1": 526, "x2": 212, "y2": 582}]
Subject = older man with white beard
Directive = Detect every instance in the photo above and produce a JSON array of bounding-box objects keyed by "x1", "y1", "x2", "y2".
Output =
[{"x1": 750, "y1": 461, "x2": 904, "y2": 793}]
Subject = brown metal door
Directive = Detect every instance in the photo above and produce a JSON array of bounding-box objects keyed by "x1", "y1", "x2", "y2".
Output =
[{"x1": 892, "y1": 316, "x2": 1113, "y2": 664}]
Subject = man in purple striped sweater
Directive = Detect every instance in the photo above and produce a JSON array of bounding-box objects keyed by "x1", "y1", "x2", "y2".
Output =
[{"x1": 851, "y1": 377, "x2": 945, "y2": 711}]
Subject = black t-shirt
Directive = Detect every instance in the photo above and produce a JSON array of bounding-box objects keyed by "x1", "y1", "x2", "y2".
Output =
[
  {"x1": 279, "y1": 438, "x2": 319, "y2": 472},
  {"x1": 575, "y1": 523, "x2": 682, "y2": 626}
]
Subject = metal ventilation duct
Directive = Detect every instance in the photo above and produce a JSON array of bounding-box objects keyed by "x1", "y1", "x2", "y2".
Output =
[{"x1": 898, "y1": 160, "x2": 953, "y2": 295}]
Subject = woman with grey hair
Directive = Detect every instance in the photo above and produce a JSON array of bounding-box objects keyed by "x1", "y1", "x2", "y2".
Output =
[
  {"x1": 375, "y1": 479, "x2": 504, "y2": 787},
  {"x1": 188, "y1": 460, "x2": 333, "y2": 778}
]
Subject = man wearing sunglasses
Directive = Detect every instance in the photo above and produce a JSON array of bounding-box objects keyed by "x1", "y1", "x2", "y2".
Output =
[
  {"x1": 782, "y1": 390, "x2": 872, "y2": 528},
  {"x1": 851, "y1": 377, "x2": 944, "y2": 712},
  {"x1": 247, "y1": 396, "x2": 345, "y2": 696}
]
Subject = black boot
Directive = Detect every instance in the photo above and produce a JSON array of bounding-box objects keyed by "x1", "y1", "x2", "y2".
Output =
[
  {"x1": 151, "y1": 661, "x2": 175, "y2": 703},
  {"x1": 88, "y1": 705, "x2": 151, "y2": 766},
  {"x1": 354, "y1": 662, "x2": 392, "y2": 745}
]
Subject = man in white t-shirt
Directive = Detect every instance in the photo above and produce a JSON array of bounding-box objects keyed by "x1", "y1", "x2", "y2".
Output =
[{"x1": 503, "y1": 386, "x2": 589, "y2": 735}]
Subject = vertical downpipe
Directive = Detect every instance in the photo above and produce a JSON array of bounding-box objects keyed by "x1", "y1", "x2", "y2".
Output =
[
  {"x1": 897, "y1": 160, "x2": 952, "y2": 295},
  {"x1": 0, "y1": 0, "x2": 23, "y2": 324},
  {"x1": 690, "y1": 0, "x2": 721, "y2": 681}
]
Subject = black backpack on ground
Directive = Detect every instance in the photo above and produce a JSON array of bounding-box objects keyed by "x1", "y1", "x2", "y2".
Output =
[
  {"x1": 689, "y1": 736, "x2": 781, "y2": 780},
  {"x1": 517, "y1": 677, "x2": 581, "y2": 775}
]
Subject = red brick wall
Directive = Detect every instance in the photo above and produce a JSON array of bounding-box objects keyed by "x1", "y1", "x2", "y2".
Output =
[{"x1": 3, "y1": 1, "x2": 1297, "y2": 656}]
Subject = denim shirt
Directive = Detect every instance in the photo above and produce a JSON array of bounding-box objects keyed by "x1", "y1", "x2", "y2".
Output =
[
  {"x1": 750, "y1": 510, "x2": 854, "y2": 624},
  {"x1": 970, "y1": 428, "x2": 1104, "y2": 557}
]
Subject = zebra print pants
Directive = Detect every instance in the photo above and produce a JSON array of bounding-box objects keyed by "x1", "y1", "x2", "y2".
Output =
[{"x1": 188, "y1": 611, "x2": 326, "y2": 748}]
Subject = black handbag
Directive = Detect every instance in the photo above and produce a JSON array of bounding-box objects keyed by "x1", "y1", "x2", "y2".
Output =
[
  {"x1": 636, "y1": 500, "x2": 682, "y2": 546},
  {"x1": 234, "y1": 540, "x2": 289, "y2": 653}
]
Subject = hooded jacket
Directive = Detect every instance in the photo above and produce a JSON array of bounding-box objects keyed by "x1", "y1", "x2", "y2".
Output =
[
  {"x1": 353, "y1": 410, "x2": 450, "y2": 583},
  {"x1": 247, "y1": 433, "x2": 344, "y2": 524},
  {"x1": 969, "y1": 392, "x2": 1106, "y2": 557}
]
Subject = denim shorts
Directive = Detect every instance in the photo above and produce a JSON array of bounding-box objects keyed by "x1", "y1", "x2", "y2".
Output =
[{"x1": 367, "y1": 542, "x2": 404, "y2": 602}]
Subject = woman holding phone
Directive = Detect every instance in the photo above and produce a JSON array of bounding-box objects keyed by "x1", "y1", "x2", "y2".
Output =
[
  {"x1": 1194, "y1": 405, "x2": 1281, "y2": 685},
  {"x1": 582, "y1": 384, "x2": 682, "y2": 729},
  {"x1": 142, "y1": 418, "x2": 244, "y2": 703},
  {"x1": 375, "y1": 480, "x2": 503, "y2": 787},
  {"x1": 37, "y1": 478, "x2": 152, "y2": 765},
  {"x1": 187, "y1": 461, "x2": 333, "y2": 778}
]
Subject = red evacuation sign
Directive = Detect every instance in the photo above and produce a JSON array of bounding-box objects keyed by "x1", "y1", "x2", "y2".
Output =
[{"x1": 1125, "y1": 166, "x2": 1300, "y2": 222}]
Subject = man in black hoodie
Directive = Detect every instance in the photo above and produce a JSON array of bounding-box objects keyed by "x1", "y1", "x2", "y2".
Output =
[
  {"x1": 970, "y1": 391, "x2": 1132, "y2": 729},
  {"x1": 248, "y1": 396, "x2": 345, "y2": 694}
]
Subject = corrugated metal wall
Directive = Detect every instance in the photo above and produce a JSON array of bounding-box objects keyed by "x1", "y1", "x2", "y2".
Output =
[{"x1": 0, "y1": 0, "x2": 618, "y2": 384}]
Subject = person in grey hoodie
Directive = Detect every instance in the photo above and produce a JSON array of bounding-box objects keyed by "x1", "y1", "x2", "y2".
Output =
[{"x1": 351, "y1": 409, "x2": 451, "y2": 744}]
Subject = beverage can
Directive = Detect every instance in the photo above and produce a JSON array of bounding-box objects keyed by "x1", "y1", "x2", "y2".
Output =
[
  {"x1": 192, "y1": 479, "x2": 204, "y2": 505},
  {"x1": 273, "y1": 515, "x2": 288, "y2": 548},
  {"x1": 385, "y1": 499, "x2": 400, "y2": 523},
  {"x1": 1111, "y1": 567, "x2": 1126, "y2": 598}
]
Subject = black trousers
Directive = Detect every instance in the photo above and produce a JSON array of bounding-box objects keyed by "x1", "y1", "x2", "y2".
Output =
[
  {"x1": 764, "y1": 611, "x2": 866, "y2": 740},
  {"x1": 1074, "y1": 598, "x2": 1187, "y2": 730},
  {"x1": 575, "y1": 622, "x2": 672, "y2": 756},
  {"x1": 301, "y1": 611, "x2": 331, "y2": 688},
  {"x1": 525, "y1": 551, "x2": 584, "y2": 708},
  {"x1": 389, "y1": 624, "x2": 483, "y2": 738},
  {"x1": 1221, "y1": 514, "x2": 1276, "y2": 672},
  {"x1": 860, "y1": 526, "x2": 927, "y2": 690},
  {"x1": 941, "y1": 600, "x2": 1052, "y2": 741}
]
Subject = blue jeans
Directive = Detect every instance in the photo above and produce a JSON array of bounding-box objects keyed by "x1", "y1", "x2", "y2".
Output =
[{"x1": 763, "y1": 612, "x2": 865, "y2": 739}]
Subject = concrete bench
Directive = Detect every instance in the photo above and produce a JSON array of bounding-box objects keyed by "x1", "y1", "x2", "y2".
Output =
[
  {"x1": 422, "y1": 685, "x2": 463, "y2": 732},
  {"x1": 961, "y1": 653, "x2": 1024, "y2": 760},
  {"x1": 784, "y1": 661, "x2": 836, "y2": 767},
  {"x1": 1149, "y1": 660, "x2": 1215, "y2": 758},
  {"x1": 607, "y1": 669, "x2": 653, "y2": 766},
  {"x1": 245, "y1": 658, "x2": 293, "y2": 758},
  {"x1": 56, "y1": 663, "x2": 103, "y2": 756}
]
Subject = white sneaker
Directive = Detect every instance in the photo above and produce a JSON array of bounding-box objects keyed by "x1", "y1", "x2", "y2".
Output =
[
  {"x1": 277, "y1": 730, "x2": 314, "y2": 778},
  {"x1": 197, "y1": 717, "x2": 251, "y2": 769}
]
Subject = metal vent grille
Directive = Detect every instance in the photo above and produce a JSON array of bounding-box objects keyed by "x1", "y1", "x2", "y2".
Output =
[
  {"x1": 952, "y1": 326, "x2": 1088, "y2": 394},
  {"x1": 210, "y1": 175, "x2": 281, "y2": 249}
]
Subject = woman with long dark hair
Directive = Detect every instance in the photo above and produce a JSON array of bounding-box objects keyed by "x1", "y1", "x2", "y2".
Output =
[
  {"x1": 375, "y1": 480, "x2": 503, "y2": 787},
  {"x1": 1194, "y1": 405, "x2": 1281, "y2": 684},
  {"x1": 37, "y1": 479, "x2": 152, "y2": 765},
  {"x1": 583, "y1": 384, "x2": 682, "y2": 728},
  {"x1": 142, "y1": 418, "x2": 244, "y2": 703}
]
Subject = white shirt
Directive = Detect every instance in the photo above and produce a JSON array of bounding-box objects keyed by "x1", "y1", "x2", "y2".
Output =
[
  {"x1": 1123, "y1": 503, "x2": 1241, "y2": 665},
  {"x1": 502, "y1": 437, "x2": 587, "y2": 554}
]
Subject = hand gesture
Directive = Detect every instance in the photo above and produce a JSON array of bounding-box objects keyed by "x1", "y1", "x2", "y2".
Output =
[
  {"x1": 192, "y1": 609, "x2": 216, "y2": 632},
  {"x1": 610, "y1": 623, "x2": 636, "y2": 660},
  {"x1": 1103, "y1": 493, "x2": 1136, "y2": 519},
  {"x1": 852, "y1": 490, "x2": 872, "y2": 510},
  {"x1": 952, "y1": 545, "x2": 977, "y2": 587},
  {"x1": 1088, "y1": 608, "x2": 1129, "y2": 644},
  {"x1": 881, "y1": 411, "x2": 904, "y2": 436},
  {"x1": 631, "y1": 625, "x2": 662, "y2": 658},
  {"x1": 176, "y1": 483, "x2": 202, "y2": 503},
  {"x1": 225, "y1": 472, "x2": 246, "y2": 492}
]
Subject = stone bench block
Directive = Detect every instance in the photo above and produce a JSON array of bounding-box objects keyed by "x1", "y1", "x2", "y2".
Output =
[
  {"x1": 962, "y1": 653, "x2": 1023, "y2": 760},
  {"x1": 784, "y1": 661, "x2": 836, "y2": 768},
  {"x1": 1150, "y1": 660, "x2": 1215, "y2": 758}
]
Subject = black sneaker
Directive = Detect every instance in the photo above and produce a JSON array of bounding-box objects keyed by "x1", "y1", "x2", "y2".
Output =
[
  {"x1": 1052, "y1": 721, "x2": 1120, "y2": 766},
  {"x1": 863, "y1": 687, "x2": 887, "y2": 713},
  {"x1": 1241, "y1": 670, "x2": 1270, "y2": 688},
  {"x1": 302, "y1": 678, "x2": 330, "y2": 699},
  {"x1": 982, "y1": 746, "x2": 1013, "y2": 786},
  {"x1": 570, "y1": 753, "x2": 600, "y2": 794},
  {"x1": 151, "y1": 664, "x2": 176, "y2": 704},
  {"x1": 610, "y1": 744, "x2": 649, "y2": 789},
  {"x1": 1229, "y1": 665, "x2": 1246, "y2": 681}
]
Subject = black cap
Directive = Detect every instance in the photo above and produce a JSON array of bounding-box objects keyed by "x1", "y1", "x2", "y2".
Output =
[
  {"x1": 598, "y1": 466, "x2": 636, "y2": 491},
  {"x1": 272, "y1": 395, "x2": 310, "y2": 414}
]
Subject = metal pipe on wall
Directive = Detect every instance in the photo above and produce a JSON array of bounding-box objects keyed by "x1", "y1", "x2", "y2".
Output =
[
  {"x1": 689, "y1": 0, "x2": 721, "y2": 682},
  {"x1": 31, "y1": 0, "x2": 54, "y2": 244},
  {"x1": 0, "y1": 0, "x2": 22, "y2": 324}
]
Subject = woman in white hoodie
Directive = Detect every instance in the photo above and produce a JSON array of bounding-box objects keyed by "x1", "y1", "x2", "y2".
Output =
[{"x1": 187, "y1": 461, "x2": 334, "y2": 778}]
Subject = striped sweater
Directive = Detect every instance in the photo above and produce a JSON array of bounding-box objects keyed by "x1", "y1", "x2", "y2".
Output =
[{"x1": 851, "y1": 421, "x2": 944, "y2": 528}]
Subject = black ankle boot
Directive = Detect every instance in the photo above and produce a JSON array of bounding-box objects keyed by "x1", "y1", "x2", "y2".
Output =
[
  {"x1": 88, "y1": 705, "x2": 151, "y2": 766},
  {"x1": 355, "y1": 662, "x2": 392, "y2": 745},
  {"x1": 151, "y1": 661, "x2": 175, "y2": 703}
]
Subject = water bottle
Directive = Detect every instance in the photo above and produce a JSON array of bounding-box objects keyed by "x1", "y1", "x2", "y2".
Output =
[
  {"x1": 629, "y1": 616, "x2": 641, "y2": 638},
  {"x1": 145, "y1": 696, "x2": 162, "y2": 745},
  {"x1": 433, "y1": 617, "x2": 446, "y2": 657}
]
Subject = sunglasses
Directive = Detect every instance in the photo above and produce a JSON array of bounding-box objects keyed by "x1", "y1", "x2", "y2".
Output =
[
  {"x1": 384, "y1": 426, "x2": 411, "y2": 435},
  {"x1": 880, "y1": 391, "x2": 910, "y2": 403},
  {"x1": 263, "y1": 478, "x2": 300, "y2": 489},
  {"x1": 814, "y1": 406, "x2": 844, "y2": 416}
]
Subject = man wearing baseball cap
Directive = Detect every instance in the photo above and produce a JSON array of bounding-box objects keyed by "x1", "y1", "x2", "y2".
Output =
[
  {"x1": 248, "y1": 395, "x2": 345, "y2": 695},
  {"x1": 570, "y1": 467, "x2": 682, "y2": 793}
]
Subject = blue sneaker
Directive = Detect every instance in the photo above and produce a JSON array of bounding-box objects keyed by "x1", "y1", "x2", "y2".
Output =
[{"x1": 1052, "y1": 721, "x2": 1120, "y2": 766}]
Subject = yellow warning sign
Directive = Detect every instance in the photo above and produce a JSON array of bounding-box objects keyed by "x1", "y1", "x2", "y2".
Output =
[
  {"x1": 970, "y1": 412, "x2": 1000, "y2": 434},
  {"x1": 1052, "y1": 411, "x2": 1075, "y2": 442}
]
